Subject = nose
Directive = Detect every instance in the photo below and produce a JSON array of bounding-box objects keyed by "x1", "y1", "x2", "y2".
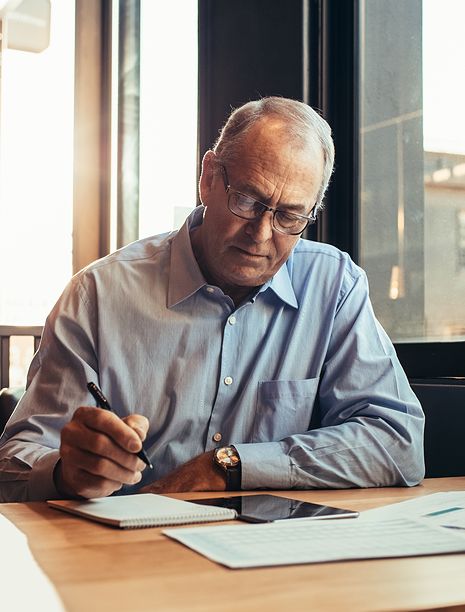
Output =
[{"x1": 244, "y1": 210, "x2": 274, "y2": 243}]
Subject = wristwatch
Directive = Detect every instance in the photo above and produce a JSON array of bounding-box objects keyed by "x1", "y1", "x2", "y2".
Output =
[{"x1": 213, "y1": 445, "x2": 242, "y2": 491}]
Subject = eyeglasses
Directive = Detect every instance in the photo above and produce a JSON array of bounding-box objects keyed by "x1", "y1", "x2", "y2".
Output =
[{"x1": 220, "y1": 165, "x2": 317, "y2": 236}]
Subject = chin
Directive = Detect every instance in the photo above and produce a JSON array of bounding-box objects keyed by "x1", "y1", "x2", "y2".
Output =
[{"x1": 224, "y1": 267, "x2": 271, "y2": 288}]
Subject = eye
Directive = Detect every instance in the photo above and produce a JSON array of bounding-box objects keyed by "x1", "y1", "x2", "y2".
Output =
[
  {"x1": 234, "y1": 193, "x2": 256, "y2": 212},
  {"x1": 276, "y1": 211, "x2": 301, "y2": 228},
  {"x1": 234, "y1": 193, "x2": 264, "y2": 217}
]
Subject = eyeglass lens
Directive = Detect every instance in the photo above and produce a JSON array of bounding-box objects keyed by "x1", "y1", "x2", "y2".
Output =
[{"x1": 228, "y1": 192, "x2": 310, "y2": 234}]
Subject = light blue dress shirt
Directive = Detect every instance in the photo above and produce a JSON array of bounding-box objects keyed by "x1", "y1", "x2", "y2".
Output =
[{"x1": 0, "y1": 206, "x2": 425, "y2": 501}]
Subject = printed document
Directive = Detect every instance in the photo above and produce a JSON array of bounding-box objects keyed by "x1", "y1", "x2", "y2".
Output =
[
  {"x1": 164, "y1": 516, "x2": 465, "y2": 569},
  {"x1": 361, "y1": 491, "x2": 465, "y2": 529}
]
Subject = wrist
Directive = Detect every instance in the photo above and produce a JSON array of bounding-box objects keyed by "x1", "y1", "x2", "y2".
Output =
[
  {"x1": 213, "y1": 445, "x2": 242, "y2": 491},
  {"x1": 53, "y1": 459, "x2": 77, "y2": 499}
]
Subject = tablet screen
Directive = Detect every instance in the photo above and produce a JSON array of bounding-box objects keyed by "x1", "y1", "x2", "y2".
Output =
[{"x1": 193, "y1": 494, "x2": 359, "y2": 523}]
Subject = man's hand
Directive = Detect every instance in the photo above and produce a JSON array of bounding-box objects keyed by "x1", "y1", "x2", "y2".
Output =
[
  {"x1": 55, "y1": 406, "x2": 149, "y2": 499},
  {"x1": 139, "y1": 450, "x2": 226, "y2": 494}
]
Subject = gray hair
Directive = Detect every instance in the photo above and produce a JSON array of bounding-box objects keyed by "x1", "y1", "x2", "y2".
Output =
[{"x1": 212, "y1": 97, "x2": 335, "y2": 210}]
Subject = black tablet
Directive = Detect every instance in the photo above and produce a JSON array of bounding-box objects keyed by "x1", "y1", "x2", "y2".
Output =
[{"x1": 192, "y1": 494, "x2": 359, "y2": 523}]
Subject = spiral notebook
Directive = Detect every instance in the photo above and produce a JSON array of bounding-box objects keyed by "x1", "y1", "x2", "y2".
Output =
[{"x1": 47, "y1": 493, "x2": 237, "y2": 529}]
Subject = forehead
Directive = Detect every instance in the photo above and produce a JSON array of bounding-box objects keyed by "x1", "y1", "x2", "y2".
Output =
[{"x1": 227, "y1": 121, "x2": 323, "y2": 205}]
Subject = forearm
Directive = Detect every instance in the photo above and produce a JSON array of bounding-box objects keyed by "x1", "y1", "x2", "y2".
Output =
[
  {"x1": 140, "y1": 450, "x2": 227, "y2": 494},
  {"x1": 235, "y1": 414, "x2": 425, "y2": 490},
  {"x1": 0, "y1": 442, "x2": 61, "y2": 502}
]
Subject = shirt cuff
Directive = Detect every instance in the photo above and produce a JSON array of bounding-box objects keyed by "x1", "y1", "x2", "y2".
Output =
[
  {"x1": 27, "y1": 449, "x2": 62, "y2": 501},
  {"x1": 233, "y1": 441, "x2": 292, "y2": 489}
]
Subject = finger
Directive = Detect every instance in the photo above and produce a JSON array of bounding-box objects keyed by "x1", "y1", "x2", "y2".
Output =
[
  {"x1": 55, "y1": 457, "x2": 124, "y2": 499},
  {"x1": 61, "y1": 419, "x2": 146, "y2": 472},
  {"x1": 66, "y1": 467, "x2": 123, "y2": 499},
  {"x1": 123, "y1": 415, "x2": 149, "y2": 443},
  {"x1": 73, "y1": 406, "x2": 143, "y2": 453},
  {"x1": 64, "y1": 446, "x2": 143, "y2": 486}
]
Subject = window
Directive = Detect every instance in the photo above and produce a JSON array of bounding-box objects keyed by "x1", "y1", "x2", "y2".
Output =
[
  {"x1": 138, "y1": 0, "x2": 198, "y2": 238},
  {"x1": 359, "y1": 0, "x2": 465, "y2": 343},
  {"x1": 0, "y1": 1, "x2": 198, "y2": 386},
  {"x1": 0, "y1": 1, "x2": 75, "y2": 326},
  {"x1": 111, "y1": 0, "x2": 198, "y2": 248},
  {"x1": 458, "y1": 209, "x2": 465, "y2": 269}
]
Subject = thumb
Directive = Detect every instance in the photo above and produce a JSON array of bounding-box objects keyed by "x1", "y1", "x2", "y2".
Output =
[{"x1": 123, "y1": 414, "x2": 149, "y2": 442}]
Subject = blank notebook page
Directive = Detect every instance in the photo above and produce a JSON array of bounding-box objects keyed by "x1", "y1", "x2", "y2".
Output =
[{"x1": 48, "y1": 494, "x2": 237, "y2": 528}]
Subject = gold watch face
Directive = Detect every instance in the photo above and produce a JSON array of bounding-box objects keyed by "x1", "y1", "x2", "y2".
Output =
[{"x1": 215, "y1": 446, "x2": 240, "y2": 469}]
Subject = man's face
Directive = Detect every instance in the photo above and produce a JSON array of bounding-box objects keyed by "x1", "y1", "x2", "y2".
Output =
[{"x1": 196, "y1": 121, "x2": 324, "y2": 299}]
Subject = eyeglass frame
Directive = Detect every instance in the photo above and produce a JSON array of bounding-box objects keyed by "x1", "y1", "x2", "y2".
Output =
[{"x1": 219, "y1": 164, "x2": 317, "y2": 236}]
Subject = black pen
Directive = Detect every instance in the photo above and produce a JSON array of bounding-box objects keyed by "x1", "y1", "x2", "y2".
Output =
[{"x1": 87, "y1": 382, "x2": 153, "y2": 469}]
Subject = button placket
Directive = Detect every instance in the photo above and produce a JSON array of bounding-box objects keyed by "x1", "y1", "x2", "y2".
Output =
[{"x1": 205, "y1": 309, "x2": 240, "y2": 449}]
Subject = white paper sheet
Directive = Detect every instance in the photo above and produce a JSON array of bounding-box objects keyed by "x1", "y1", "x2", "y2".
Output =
[
  {"x1": 361, "y1": 491, "x2": 465, "y2": 529},
  {"x1": 0, "y1": 514, "x2": 64, "y2": 611},
  {"x1": 164, "y1": 516, "x2": 465, "y2": 569}
]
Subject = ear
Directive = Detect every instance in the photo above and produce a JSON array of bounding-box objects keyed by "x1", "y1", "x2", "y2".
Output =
[{"x1": 198, "y1": 150, "x2": 217, "y2": 204}]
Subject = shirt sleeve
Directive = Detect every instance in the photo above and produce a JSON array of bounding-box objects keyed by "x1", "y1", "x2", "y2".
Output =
[
  {"x1": 0, "y1": 276, "x2": 99, "y2": 502},
  {"x1": 235, "y1": 271, "x2": 425, "y2": 490}
]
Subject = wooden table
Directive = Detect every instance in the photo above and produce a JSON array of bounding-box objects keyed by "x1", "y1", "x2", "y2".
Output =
[{"x1": 2, "y1": 478, "x2": 465, "y2": 612}]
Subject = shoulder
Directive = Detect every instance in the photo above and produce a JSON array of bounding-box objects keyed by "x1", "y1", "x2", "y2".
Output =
[
  {"x1": 291, "y1": 238, "x2": 364, "y2": 283},
  {"x1": 285, "y1": 238, "x2": 369, "y2": 311},
  {"x1": 61, "y1": 231, "x2": 176, "y2": 306},
  {"x1": 76, "y1": 231, "x2": 175, "y2": 280},
  {"x1": 42, "y1": 230, "x2": 178, "y2": 340},
  {"x1": 84, "y1": 231, "x2": 175, "y2": 273}
]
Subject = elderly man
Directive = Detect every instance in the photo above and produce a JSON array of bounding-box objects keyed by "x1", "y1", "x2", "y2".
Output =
[{"x1": 0, "y1": 97, "x2": 424, "y2": 502}]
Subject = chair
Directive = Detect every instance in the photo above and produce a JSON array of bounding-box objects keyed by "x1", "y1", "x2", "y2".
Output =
[
  {"x1": 0, "y1": 325, "x2": 42, "y2": 388},
  {"x1": 396, "y1": 343, "x2": 465, "y2": 477},
  {"x1": 0, "y1": 325, "x2": 42, "y2": 431},
  {"x1": 411, "y1": 379, "x2": 465, "y2": 478},
  {"x1": 0, "y1": 386, "x2": 25, "y2": 432}
]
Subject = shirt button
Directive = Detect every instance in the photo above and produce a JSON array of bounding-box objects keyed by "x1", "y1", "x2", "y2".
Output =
[
  {"x1": 228, "y1": 315, "x2": 236, "y2": 325},
  {"x1": 206, "y1": 286, "x2": 214, "y2": 293},
  {"x1": 224, "y1": 376, "x2": 233, "y2": 385},
  {"x1": 212, "y1": 432, "x2": 222, "y2": 443}
]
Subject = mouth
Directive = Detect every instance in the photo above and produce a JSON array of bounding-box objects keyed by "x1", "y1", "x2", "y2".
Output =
[{"x1": 234, "y1": 246, "x2": 268, "y2": 259}]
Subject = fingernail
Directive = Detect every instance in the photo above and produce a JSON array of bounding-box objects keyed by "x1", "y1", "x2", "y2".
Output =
[
  {"x1": 133, "y1": 471, "x2": 142, "y2": 484},
  {"x1": 129, "y1": 439, "x2": 140, "y2": 452}
]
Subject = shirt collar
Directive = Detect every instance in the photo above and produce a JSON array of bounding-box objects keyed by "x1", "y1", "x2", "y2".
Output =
[
  {"x1": 168, "y1": 207, "x2": 207, "y2": 307},
  {"x1": 263, "y1": 263, "x2": 298, "y2": 309},
  {"x1": 168, "y1": 205, "x2": 299, "y2": 310}
]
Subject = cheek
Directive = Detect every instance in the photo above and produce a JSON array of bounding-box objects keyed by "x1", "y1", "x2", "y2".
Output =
[
  {"x1": 272, "y1": 237, "x2": 299, "y2": 264},
  {"x1": 205, "y1": 207, "x2": 244, "y2": 243}
]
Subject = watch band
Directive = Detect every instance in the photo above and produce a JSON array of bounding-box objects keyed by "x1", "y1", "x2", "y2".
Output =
[{"x1": 225, "y1": 461, "x2": 241, "y2": 491}]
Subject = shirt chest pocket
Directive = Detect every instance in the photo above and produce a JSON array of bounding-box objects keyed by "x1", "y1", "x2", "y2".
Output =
[{"x1": 253, "y1": 378, "x2": 320, "y2": 442}]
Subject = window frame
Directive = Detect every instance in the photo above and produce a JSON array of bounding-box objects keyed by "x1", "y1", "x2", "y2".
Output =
[{"x1": 73, "y1": 0, "x2": 113, "y2": 272}]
